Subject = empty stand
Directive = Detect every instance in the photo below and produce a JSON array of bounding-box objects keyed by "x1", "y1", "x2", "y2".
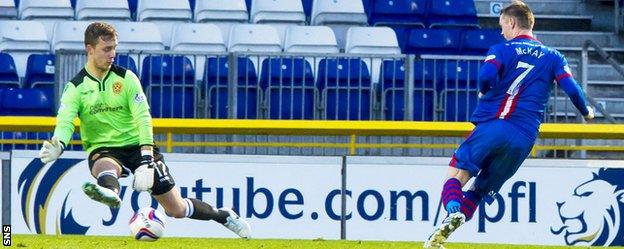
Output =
[
  {"x1": 112, "y1": 21, "x2": 164, "y2": 73},
  {"x1": 0, "y1": 87, "x2": 54, "y2": 116},
  {"x1": 427, "y1": 0, "x2": 478, "y2": 28},
  {"x1": 114, "y1": 54, "x2": 137, "y2": 76},
  {"x1": 311, "y1": 0, "x2": 368, "y2": 50},
  {"x1": 24, "y1": 53, "x2": 55, "y2": 106},
  {"x1": 51, "y1": 20, "x2": 90, "y2": 52},
  {"x1": 194, "y1": 0, "x2": 248, "y2": 45},
  {"x1": 260, "y1": 57, "x2": 316, "y2": 119},
  {"x1": 18, "y1": 0, "x2": 73, "y2": 39},
  {"x1": 250, "y1": 0, "x2": 306, "y2": 44},
  {"x1": 438, "y1": 60, "x2": 480, "y2": 121},
  {"x1": 0, "y1": 20, "x2": 50, "y2": 77},
  {"x1": 368, "y1": 0, "x2": 427, "y2": 28},
  {"x1": 345, "y1": 26, "x2": 401, "y2": 85},
  {"x1": 171, "y1": 23, "x2": 226, "y2": 81},
  {"x1": 136, "y1": 0, "x2": 192, "y2": 48},
  {"x1": 460, "y1": 28, "x2": 504, "y2": 55},
  {"x1": 404, "y1": 28, "x2": 461, "y2": 55},
  {"x1": 0, "y1": 52, "x2": 19, "y2": 88},
  {"x1": 283, "y1": 25, "x2": 338, "y2": 53},
  {"x1": 317, "y1": 58, "x2": 372, "y2": 120},
  {"x1": 380, "y1": 59, "x2": 436, "y2": 121},
  {"x1": 0, "y1": 0, "x2": 17, "y2": 19},
  {"x1": 75, "y1": 0, "x2": 131, "y2": 21},
  {"x1": 141, "y1": 55, "x2": 196, "y2": 118},
  {"x1": 203, "y1": 56, "x2": 259, "y2": 119},
  {"x1": 228, "y1": 24, "x2": 282, "y2": 72}
]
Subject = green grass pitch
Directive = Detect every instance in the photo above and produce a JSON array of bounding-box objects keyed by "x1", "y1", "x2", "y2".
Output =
[{"x1": 11, "y1": 234, "x2": 624, "y2": 249}]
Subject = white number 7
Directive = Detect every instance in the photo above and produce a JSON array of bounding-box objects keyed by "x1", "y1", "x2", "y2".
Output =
[{"x1": 507, "y1": 61, "x2": 534, "y2": 95}]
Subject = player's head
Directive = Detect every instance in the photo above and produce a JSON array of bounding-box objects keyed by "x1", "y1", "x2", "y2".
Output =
[
  {"x1": 499, "y1": 1, "x2": 535, "y2": 40},
  {"x1": 84, "y1": 22, "x2": 118, "y2": 72}
]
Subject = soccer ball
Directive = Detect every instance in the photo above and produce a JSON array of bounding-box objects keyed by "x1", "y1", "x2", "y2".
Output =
[{"x1": 129, "y1": 207, "x2": 166, "y2": 241}]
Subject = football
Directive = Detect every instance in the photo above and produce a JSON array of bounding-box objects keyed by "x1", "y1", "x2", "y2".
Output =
[{"x1": 129, "y1": 207, "x2": 166, "y2": 241}]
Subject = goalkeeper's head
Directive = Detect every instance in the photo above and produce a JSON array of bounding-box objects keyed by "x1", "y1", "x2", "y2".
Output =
[
  {"x1": 84, "y1": 22, "x2": 118, "y2": 73},
  {"x1": 498, "y1": 1, "x2": 535, "y2": 41}
]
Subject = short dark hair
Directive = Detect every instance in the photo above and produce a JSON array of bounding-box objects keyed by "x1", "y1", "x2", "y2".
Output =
[
  {"x1": 501, "y1": 1, "x2": 535, "y2": 30},
  {"x1": 84, "y1": 22, "x2": 117, "y2": 47}
]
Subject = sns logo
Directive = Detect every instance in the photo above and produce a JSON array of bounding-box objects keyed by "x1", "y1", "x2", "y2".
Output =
[{"x1": 551, "y1": 168, "x2": 624, "y2": 246}]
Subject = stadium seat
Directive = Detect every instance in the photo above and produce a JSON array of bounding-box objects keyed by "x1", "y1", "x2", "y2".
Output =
[
  {"x1": 24, "y1": 54, "x2": 55, "y2": 102},
  {"x1": 0, "y1": 0, "x2": 17, "y2": 19},
  {"x1": 75, "y1": 0, "x2": 131, "y2": 21},
  {"x1": 345, "y1": 26, "x2": 401, "y2": 85},
  {"x1": 194, "y1": 0, "x2": 248, "y2": 44},
  {"x1": 171, "y1": 23, "x2": 226, "y2": 81},
  {"x1": 301, "y1": 0, "x2": 312, "y2": 20},
  {"x1": 127, "y1": 0, "x2": 137, "y2": 18},
  {"x1": 18, "y1": 0, "x2": 73, "y2": 39},
  {"x1": 317, "y1": 58, "x2": 372, "y2": 120},
  {"x1": 0, "y1": 20, "x2": 49, "y2": 78},
  {"x1": 228, "y1": 24, "x2": 282, "y2": 73},
  {"x1": 0, "y1": 53, "x2": 20, "y2": 88},
  {"x1": 368, "y1": 0, "x2": 427, "y2": 28},
  {"x1": 141, "y1": 55, "x2": 196, "y2": 118},
  {"x1": 51, "y1": 21, "x2": 91, "y2": 52},
  {"x1": 283, "y1": 25, "x2": 338, "y2": 53},
  {"x1": 461, "y1": 28, "x2": 505, "y2": 55},
  {"x1": 311, "y1": 0, "x2": 368, "y2": 50},
  {"x1": 405, "y1": 28, "x2": 461, "y2": 55},
  {"x1": 260, "y1": 57, "x2": 316, "y2": 119},
  {"x1": 250, "y1": 0, "x2": 306, "y2": 44},
  {"x1": 438, "y1": 60, "x2": 480, "y2": 121},
  {"x1": 0, "y1": 87, "x2": 54, "y2": 116},
  {"x1": 203, "y1": 56, "x2": 259, "y2": 119},
  {"x1": 136, "y1": 0, "x2": 192, "y2": 48},
  {"x1": 427, "y1": 0, "x2": 478, "y2": 29},
  {"x1": 380, "y1": 59, "x2": 436, "y2": 121},
  {"x1": 114, "y1": 54, "x2": 138, "y2": 76},
  {"x1": 112, "y1": 21, "x2": 164, "y2": 73}
]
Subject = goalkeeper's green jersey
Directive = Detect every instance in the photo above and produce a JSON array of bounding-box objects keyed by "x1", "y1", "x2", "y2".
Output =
[{"x1": 54, "y1": 64, "x2": 153, "y2": 152}]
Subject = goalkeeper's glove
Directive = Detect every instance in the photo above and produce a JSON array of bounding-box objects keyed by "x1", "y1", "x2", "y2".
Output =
[
  {"x1": 39, "y1": 136, "x2": 64, "y2": 164},
  {"x1": 133, "y1": 155, "x2": 155, "y2": 192}
]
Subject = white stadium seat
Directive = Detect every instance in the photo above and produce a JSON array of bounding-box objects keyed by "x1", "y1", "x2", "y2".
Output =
[
  {"x1": 0, "y1": 0, "x2": 17, "y2": 19},
  {"x1": 345, "y1": 26, "x2": 401, "y2": 85},
  {"x1": 284, "y1": 25, "x2": 339, "y2": 78},
  {"x1": 112, "y1": 21, "x2": 164, "y2": 75},
  {"x1": 75, "y1": 0, "x2": 131, "y2": 21},
  {"x1": 18, "y1": 0, "x2": 73, "y2": 39},
  {"x1": 228, "y1": 24, "x2": 281, "y2": 72},
  {"x1": 311, "y1": 0, "x2": 368, "y2": 50},
  {"x1": 51, "y1": 21, "x2": 91, "y2": 52},
  {"x1": 137, "y1": 0, "x2": 193, "y2": 48},
  {"x1": 250, "y1": 0, "x2": 305, "y2": 44},
  {"x1": 171, "y1": 23, "x2": 226, "y2": 81},
  {"x1": 194, "y1": 0, "x2": 247, "y2": 45},
  {"x1": 0, "y1": 20, "x2": 50, "y2": 77}
]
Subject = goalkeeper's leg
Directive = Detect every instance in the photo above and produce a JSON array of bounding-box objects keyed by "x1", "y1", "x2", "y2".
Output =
[{"x1": 83, "y1": 158, "x2": 122, "y2": 208}]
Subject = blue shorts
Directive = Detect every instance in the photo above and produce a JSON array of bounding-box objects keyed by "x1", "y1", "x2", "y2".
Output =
[{"x1": 450, "y1": 119, "x2": 536, "y2": 197}]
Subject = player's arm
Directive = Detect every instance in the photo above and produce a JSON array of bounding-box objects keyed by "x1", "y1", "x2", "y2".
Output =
[
  {"x1": 40, "y1": 83, "x2": 80, "y2": 163},
  {"x1": 125, "y1": 71, "x2": 156, "y2": 192},
  {"x1": 478, "y1": 47, "x2": 503, "y2": 96},
  {"x1": 555, "y1": 56, "x2": 593, "y2": 120}
]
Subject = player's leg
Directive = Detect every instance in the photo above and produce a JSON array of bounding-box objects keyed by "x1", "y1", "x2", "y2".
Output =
[
  {"x1": 148, "y1": 156, "x2": 251, "y2": 238},
  {"x1": 83, "y1": 151, "x2": 125, "y2": 208}
]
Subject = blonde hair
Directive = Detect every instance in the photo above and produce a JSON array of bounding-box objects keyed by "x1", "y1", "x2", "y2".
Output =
[{"x1": 501, "y1": 1, "x2": 535, "y2": 29}]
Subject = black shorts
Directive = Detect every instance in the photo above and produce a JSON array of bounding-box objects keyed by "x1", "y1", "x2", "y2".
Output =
[{"x1": 88, "y1": 145, "x2": 175, "y2": 195}]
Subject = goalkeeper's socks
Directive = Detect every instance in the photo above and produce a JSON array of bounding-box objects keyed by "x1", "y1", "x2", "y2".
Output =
[
  {"x1": 96, "y1": 170, "x2": 120, "y2": 194},
  {"x1": 184, "y1": 198, "x2": 230, "y2": 224},
  {"x1": 461, "y1": 190, "x2": 482, "y2": 221},
  {"x1": 441, "y1": 178, "x2": 463, "y2": 213}
]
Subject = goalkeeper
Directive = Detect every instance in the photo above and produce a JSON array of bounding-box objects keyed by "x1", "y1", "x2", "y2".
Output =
[{"x1": 39, "y1": 22, "x2": 250, "y2": 238}]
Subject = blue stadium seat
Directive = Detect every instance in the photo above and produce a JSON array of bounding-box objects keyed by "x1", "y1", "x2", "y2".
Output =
[
  {"x1": 317, "y1": 58, "x2": 372, "y2": 120},
  {"x1": 260, "y1": 57, "x2": 316, "y2": 119},
  {"x1": 114, "y1": 54, "x2": 138, "y2": 76},
  {"x1": 405, "y1": 28, "x2": 461, "y2": 55},
  {"x1": 141, "y1": 55, "x2": 196, "y2": 118},
  {"x1": 0, "y1": 88, "x2": 54, "y2": 116},
  {"x1": 368, "y1": 0, "x2": 427, "y2": 28},
  {"x1": 302, "y1": 0, "x2": 312, "y2": 19},
  {"x1": 24, "y1": 54, "x2": 55, "y2": 88},
  {"x1": 461, "y1": 29, "x2": 505, "y2": 55},
  {"x1": 127, "y1": 0, "x2": 137, "y2": 18},
  {"x1": 427, "y1": 0, "x2": 478, "y2": 28},
  {"x1": 380, "y1": 59, "x2": 436, "y2": 121},
  {"x1": 438, "y1": 60, "x2": 480, "y2": 121},
  {"x1": 203, "y1": 56, "x2": 258, "y2": 119},
  {"x1": 1, "y1": 131, "x2": 26, "y2": 151},
  {"x1": 0, "y1": 53, "x2": 19, "y2": 88}
]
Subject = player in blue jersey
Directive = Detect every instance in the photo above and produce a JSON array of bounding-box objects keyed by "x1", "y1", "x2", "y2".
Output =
[{"x1": 424, "y1": 2, "x2": 594, "y2": 248}]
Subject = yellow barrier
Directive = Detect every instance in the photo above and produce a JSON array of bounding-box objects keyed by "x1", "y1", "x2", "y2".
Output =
[{"x1": 1, "y1": 116, "x2": 624, "y2": 154}]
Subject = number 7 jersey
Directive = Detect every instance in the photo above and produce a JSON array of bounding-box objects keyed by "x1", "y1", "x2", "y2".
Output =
[{"x1": 471, "y1": 35, "x2": 575, "y2": 137}]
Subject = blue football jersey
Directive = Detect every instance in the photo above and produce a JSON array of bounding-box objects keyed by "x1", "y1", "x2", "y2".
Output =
[{"x1": 471, "y1": 35, "x2": 573, "y2": 135}]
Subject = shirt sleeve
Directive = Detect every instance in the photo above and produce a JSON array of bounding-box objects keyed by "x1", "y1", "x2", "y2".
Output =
[
  {"x1": 125, "y1": 71, "x2": 154, "y2": 146},
  {"x1": 53, "y1": 83, "x2": 80, "y2": 147},
  {"x1": 553, "y1": 53, "x2": 574, "y2": 83},
  {"x1": 554, "y1": 53, "x2": 589, "y2": 115},
  {"x1": 479, "y1": 45, "x2": 503, "y2": 94}
]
